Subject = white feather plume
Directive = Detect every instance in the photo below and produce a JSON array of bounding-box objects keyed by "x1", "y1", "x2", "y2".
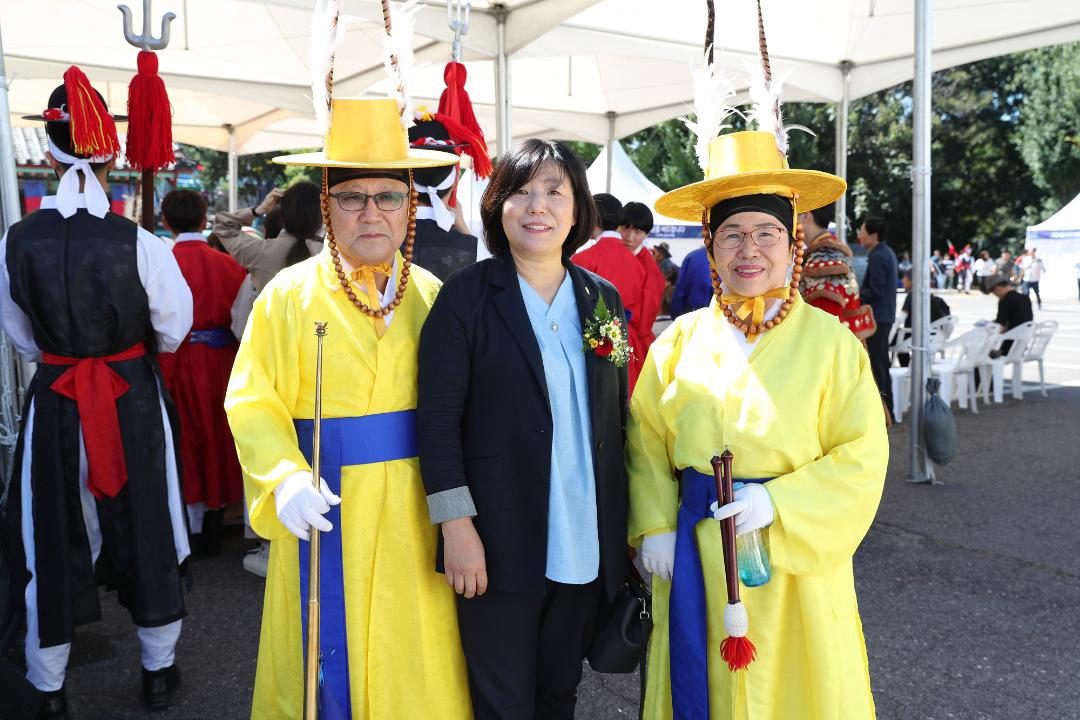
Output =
[
  {"x1": 680, "y1": 50, "x2": 743, "y2": 173},
  {"x1": 309, "y1": 0, "x2": 346, "y2": 137},
  {"x1": 746, "y1": 62, "x2": 813, "y2": 157},
  {"x1": 383, "y1": 0, "x2": 420, "y2": 129}
]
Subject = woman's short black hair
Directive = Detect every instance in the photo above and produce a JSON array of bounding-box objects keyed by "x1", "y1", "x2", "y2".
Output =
[
  {"x1": 480, "y1": 139, "x2": 597, "y2": 259},
  {"x1": 161, "y1": 189, "x2": 208, "y2": 234},
  {"x1": 280, "y1": 181, "x2": 323, "y2": 240},
  {"x1": 620, "y1": 201, "x2": 654, "y2": 234}
]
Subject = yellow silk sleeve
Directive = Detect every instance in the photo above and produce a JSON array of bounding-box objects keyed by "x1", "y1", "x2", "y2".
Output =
[
  {"x1": 626, "y1": 319, "x2": 687, "y2": 546},
  {"x1": 225, "y1": 280, "x2": 307, "y2": 540},
  {"x1": 765, "y1": 328, "x2": 888, "y2": 576}
]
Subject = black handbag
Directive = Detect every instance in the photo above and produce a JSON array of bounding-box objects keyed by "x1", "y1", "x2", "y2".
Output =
[{"x1": 587, "y1": 566, "x2": 652, "y2": 674}]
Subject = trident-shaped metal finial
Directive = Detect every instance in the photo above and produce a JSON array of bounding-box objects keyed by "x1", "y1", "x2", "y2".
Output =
[
  {"x1": 118, "y1": 0, "x2": 176, "y2": 52},
  {"x1": 447, "y1": 0, "x2": 471, "y2": 63}
]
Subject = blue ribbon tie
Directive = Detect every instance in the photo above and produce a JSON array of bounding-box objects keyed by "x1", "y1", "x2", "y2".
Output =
[
  {"x1": 294, "y1": 410, "x2": 418, "y2": 718},
  {"x1": 668, "y1": 468, "x2": 771, "y2": 720}
]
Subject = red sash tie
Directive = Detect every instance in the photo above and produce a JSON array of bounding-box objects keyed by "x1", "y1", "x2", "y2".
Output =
[{"x1": 41, "y1": 343, "x2": 147, "y2": 499}]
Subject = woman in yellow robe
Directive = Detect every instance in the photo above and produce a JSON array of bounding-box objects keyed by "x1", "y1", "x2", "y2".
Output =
[
  {"x1": 628, "y1": 130, "x2": 889, "y2": 720},
  {"x1": 225, "y1": 98, "x2": 471, "y2": 719}
]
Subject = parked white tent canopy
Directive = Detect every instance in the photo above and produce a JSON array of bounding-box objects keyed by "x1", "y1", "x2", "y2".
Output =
[{"x1": 1025, "y1": 194, "x2": 1080, "y2": 299}]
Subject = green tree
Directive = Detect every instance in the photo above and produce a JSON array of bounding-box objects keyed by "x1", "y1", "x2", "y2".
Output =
[
  {"x1": 1013, "y1": 42, "x2": 1080, "y2": 209},
  {"x1": 623, "y1": 119, "x2": 703, "y2": 191}
]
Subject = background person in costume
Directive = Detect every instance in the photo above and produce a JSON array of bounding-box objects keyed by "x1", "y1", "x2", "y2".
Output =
[
  {"x1": 417, "y1": 139, "x2": 630, "y2": 720},
  {"x1": 797, "y1": 203, "x2": 876, "y2": 340},
  {"x1": 628, "y1": 12, "x2": 888, "y2": 715},
  {"x1": 619, "y1": 201, "x2": 667, "y2": 371},
  {"x1": 157, "y1": 189, "x2": 255, "y2": 557},
  {"x1": 574, "y1": 193, "x2": 648, "y2": 391},
  {"x1": 0, "y1": 67, "x2": 193, "y2": 718},
  {"x1": 224, "y1": 97, "x2": 470, "y2": 720},
  {"x1": 407, "y1": 114, "x2": 480, "y2": 280}
]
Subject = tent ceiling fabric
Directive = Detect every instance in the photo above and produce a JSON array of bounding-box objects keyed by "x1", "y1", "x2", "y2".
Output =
[{"x1": 4, "y1": 0, "x2": 1080, "y2": 153}]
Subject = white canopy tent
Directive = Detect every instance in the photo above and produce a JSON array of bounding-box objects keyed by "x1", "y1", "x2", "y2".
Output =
[
  {"x1": 7, "y1": 1, "x2": 1080, "y2": 157},
  {"x1": 1026, "y1": 194, "x2": 1080, "y2": 299},
  {"x1": 585, "y1": 142, "x2": 699, "y2": 263}
]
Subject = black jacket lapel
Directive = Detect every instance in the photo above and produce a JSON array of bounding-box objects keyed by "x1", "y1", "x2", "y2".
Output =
[
  {"x1": 569, "y1": 263, "x2": 600, "y2": 417},
  {"x1": 491, "y1": 254, "x2": 550, "y2": 402}
]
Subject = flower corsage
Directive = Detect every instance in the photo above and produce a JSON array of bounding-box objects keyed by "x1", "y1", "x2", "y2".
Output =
[{"x1": 582, "y1": 296, "x2": 633, "y2": 367}]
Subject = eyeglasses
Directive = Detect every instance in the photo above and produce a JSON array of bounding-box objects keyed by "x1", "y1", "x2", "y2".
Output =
[
  {"x1": 714, "y1": 225, "x2": 787, "y2": 250},
  {"x1": 327, "y1": 191, "x2": 407, "y2": 212}
]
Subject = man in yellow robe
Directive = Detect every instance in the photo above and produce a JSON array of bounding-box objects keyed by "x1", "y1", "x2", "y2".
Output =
[
  {"x1": 225, "y1": 98, "x2": 471, "y2": 719},
  {"x1": 628, "y1": 122, "x2": 889, "y2": 716}
]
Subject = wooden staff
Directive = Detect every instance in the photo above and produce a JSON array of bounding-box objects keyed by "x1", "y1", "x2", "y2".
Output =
[
  {"x1": 304, "y1": 321, "x2": 329, "y2": 720},
  {"x1": 711, "y1": 450, "x2": 757, "y2": 671}
]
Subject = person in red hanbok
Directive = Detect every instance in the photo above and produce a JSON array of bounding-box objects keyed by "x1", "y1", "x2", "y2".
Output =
[
  {"x1": 573, "y1": 193, "x2": 647, "y2": 390},
  {"x1": 618, "y1": 201, "x2": 666, "y2": 375},
  {"x1": 158, "y1": 190, "x2": 256, "y2": 555}
]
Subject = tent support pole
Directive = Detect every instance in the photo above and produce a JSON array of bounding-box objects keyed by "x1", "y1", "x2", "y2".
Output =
[
  {"x1": 0, "y1": 28, "x2": 21, "y2": 232},
  {"x1": 0, "y1": 25, "x2": 33, "y2": 477},
  {"x1": 494, "y1": 5, "x2": 511, "y2": 157},
  {"x1": 909, "y1": 0, "x2": 936, "y2": 484},
  {"x1": 227, "y1": 124, "x2": 238, "y2": 213},
  {"x1": 835, "y1": 61, "x2": 852, "y2": 245},
  {"x1": 605, "y1": 112, "x2": 616, "y2": 194}
]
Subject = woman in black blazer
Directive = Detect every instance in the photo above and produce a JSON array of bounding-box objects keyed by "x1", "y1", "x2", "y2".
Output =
[{"x1": 417, "y1": 139, "x2": 630, "y2": 720}]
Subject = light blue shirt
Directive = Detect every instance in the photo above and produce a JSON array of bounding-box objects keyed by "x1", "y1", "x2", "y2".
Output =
[{"x1": 518, "y1": 272, "x2": 600, "y2": 584}]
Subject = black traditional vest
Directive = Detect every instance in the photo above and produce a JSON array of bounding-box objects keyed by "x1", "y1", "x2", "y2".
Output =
[
  {"x1": 5, "y1": 208, "x2": 185, "y2": 648},
  {"x1": 410, "y1": 218, "x2": 478, "y2": 281}
]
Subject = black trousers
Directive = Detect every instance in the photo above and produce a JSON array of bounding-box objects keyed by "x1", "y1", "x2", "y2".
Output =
[
  {"x1": 867, "y1": 321, "x2": 894, "y2": 420},
  {"x1": 456, "y1": 578, "x2": 602, "y2": 720}
]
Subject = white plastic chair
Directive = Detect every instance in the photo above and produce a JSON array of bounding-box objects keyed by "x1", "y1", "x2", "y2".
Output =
[
  {"x1": 931, "y1": 326, "x2": 997, "y2": 414},
  {"x1": 929, "y1": 315, "x2": 958, "y2": 357},
  {"x1": 978, "y1": 321, "x2": 1034, "y2": 404},
  {"x1": 888, "y1": 320, "x2": 960, "y2": 422},
  {"x1": 1020, "y1": 320, "x2": 1058, "y2": 398},
  {"x1": 890, "y1": 325, "x2": 912, "y2": 367}
]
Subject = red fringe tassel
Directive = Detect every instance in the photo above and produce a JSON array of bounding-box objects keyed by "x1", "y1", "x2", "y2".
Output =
[
  {"x1": 720, "y1": 635, "x2": 757, "y2": 672},
  {"x1": 126, "y1": 51, "x2": 175, "y2": 171},
  {"x1": 63, "y1": 66, "x2": 120, "y2": 158},
  {"x1": 436, "y1": 62, "x2": 493, "y2": 179}
]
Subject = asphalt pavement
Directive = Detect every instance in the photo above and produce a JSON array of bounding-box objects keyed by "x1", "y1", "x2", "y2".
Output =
[{"x1": 5, "y1": 293, "x2": 1078, "y2": 720}]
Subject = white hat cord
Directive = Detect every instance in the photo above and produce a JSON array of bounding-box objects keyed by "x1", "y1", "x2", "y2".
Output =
[
  {"x1": 416, "y1": 169, "x2": 457, "y2": 231},
  {"x1": 47, "y1": 137, "x2": 113, "y2": 219}
]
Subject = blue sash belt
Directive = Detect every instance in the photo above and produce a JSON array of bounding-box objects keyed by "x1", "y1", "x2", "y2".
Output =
[
  {"x1": 293, "y1": 410, "x2": 418, "y2": 719},
  {"x1": 669, "y1": 468, "x2": 771, "y2": 720},
  {"x1": 188, "y1": 326, "x2": 236, "y2": 348}
]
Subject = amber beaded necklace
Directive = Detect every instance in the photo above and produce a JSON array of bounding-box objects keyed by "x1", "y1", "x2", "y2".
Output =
[
  {"x1": 321, "y1": 167, "x2": 419, "y2": 318},
  {"x1": 702, "y1": 206, "x2": 805, "y2": 338}
]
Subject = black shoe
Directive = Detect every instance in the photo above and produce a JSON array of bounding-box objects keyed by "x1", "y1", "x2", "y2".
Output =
[
  {"x1": 142, "y1": 664, "x2": 181, "y2": 712},
  {"x1": 37, "y1": 687, "x2": 67, "y2": 719}
]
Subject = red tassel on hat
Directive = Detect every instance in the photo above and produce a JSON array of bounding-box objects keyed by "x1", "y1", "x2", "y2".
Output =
[
  {"x1": 436, "y1": 61, "x2": 492, "y2": 179},
  {"x1": 125, "y1": 51, "x2": 175, "y2": 171},
  {"x1": 63, "y1": 66, "x2": 121, "y2": 157}
]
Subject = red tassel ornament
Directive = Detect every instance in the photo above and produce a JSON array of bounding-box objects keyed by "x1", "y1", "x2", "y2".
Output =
[
  {"x1": 62, "y1": 66, "x2": 121, "y2": 157},
  {"x1": 436, "y1": 62, "x2": 492, "y2": 179},
  {"x1": 125, "y1": 51, "x2": 175, "y2": 171}
]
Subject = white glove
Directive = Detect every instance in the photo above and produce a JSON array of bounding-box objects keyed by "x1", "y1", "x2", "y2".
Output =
[
  {"x1": 710, "y1": 483, "x2": 774, "y2": 536},
  {"x1": 641, "y1": 531, "x2": 677, "y2": 582},
  {"x1": 273, "y1": 471, "x2": 342, "y2": 541}
]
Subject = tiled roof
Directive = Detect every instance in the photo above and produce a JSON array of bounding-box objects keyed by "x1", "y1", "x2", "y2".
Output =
[{"x1": 12, "y1": 127, "x2": 184, "y2": 170}]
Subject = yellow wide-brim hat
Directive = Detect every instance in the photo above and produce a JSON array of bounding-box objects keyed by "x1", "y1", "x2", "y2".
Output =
[
  {"x1": 274, "y1": 98, "x2": 459, "y2": 170},
  {"x1": 655, "y1": 131, "x2": 846, "y2": 222}
]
